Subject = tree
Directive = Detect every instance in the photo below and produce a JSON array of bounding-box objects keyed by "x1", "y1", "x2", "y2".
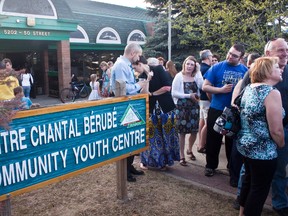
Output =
[{"x1": 145, "y1": 0, "x2": 288, "y2": 58}]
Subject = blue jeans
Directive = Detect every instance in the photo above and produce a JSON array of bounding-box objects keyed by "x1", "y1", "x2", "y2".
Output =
[
  {"x1": 272, "y1": 126, "x2": 288, "y2": 209},
  {"x1": 237, "y1": 164, "x2": 245, "y2": 196},
  {"x1": 22, "y1": 86, "x2": 31, "y2": 98}
]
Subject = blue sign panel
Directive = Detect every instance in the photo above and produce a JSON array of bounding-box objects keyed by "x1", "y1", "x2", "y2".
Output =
[{"x1": 0, "y1": 96, "x2": 147, "y2": 200}]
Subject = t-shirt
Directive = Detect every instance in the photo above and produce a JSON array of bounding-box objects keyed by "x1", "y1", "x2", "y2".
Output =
[
  {"x1": 200, "y1": 62, "x2": 211, "y2": 100},
  {"x1": 204, "y1": 61, "x2": 247, "y2": 110},
  {"x1": 21, "y1": 97, "x2": 32, "y2": 109},
  {"x1": 0, "y1": 76, "x2": 19, "y2": 100}
]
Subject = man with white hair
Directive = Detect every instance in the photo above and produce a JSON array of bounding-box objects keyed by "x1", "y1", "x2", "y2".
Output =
[
  {"x1": 265, "y1": 38, "x2": 288, "y2": 216},
  {"x1": 110, "y1": 43, "x2": 147, "y2": 182}
]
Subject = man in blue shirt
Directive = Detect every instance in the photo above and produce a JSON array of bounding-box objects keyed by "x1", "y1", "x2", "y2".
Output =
[
  {"x1": 202, "y1": 44, "x2": 247, "y2": 177},
  {"x1": 111, "y1": 43, "x2": 146, "y2": 182}
]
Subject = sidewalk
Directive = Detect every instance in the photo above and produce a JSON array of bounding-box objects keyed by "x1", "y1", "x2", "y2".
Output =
[{"x1": 31, "y1": 95, "x2": 273, "y2": 211}]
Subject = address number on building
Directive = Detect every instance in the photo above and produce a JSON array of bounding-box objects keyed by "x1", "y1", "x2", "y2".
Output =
[{"x1": 3, "y1": 29, "x2": 51, "y2": 36}]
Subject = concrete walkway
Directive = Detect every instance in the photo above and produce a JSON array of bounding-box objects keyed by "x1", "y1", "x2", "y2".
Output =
[{"x1": 31, "y1": 95, "x2": 273, "y2": 212}]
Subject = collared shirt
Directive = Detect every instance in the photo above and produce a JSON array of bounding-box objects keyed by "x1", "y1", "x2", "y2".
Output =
[{"x1": 110, "y1": 56, "x2": 140, "y2": 95}]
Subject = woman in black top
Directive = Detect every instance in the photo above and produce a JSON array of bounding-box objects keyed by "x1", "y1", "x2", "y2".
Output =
[{"x1": 133, "y1": 56, "x2": 180, "y2": 169}]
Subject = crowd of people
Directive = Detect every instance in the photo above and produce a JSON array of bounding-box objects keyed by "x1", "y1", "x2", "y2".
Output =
[
  {"x1": 1, "y1": 39, "x2": 288, "y2": 215},
  {"x1": 109, "y1": 40, "x2": 288, "y2": 216}
]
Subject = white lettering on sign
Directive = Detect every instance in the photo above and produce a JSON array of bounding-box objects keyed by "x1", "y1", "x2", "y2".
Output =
[
  {"x1": 30, "y1": 119, "x2": 81, "y2": 147},
  {"x1": 0, "y1": 149, "x2": 68, "y2": 187},
  {"x1": 0, "y1": 129, "x2": 27, "y2": 154},
  {"x1": 3, "y1": 29, "x2": 51, "y2": 37},
  {"x1": 112, "y1": 128, "x2": 145, "y2": 152},
  {"x1": 72, "y1": 139, "x2": 109, "y2": 164},
  {"x1": 83, "y1": 111, "x2": 117, "y2": 135}
]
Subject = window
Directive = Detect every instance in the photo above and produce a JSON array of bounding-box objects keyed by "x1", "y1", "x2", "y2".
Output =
[
  {"x1": 0, "y1": 0, "x2": 57, "y2": 19},
  {"x1": 127, "y1": 30, "x2": 146, "y2": 45},
  {"x1": 96, "y1": 27, "x2": 121, "y2": 44},
  {"x1": 70, "y1": 26, "x2": 89, "y2": 43}
]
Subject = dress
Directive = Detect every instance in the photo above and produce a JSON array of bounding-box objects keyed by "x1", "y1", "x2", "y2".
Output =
[
  {"x1": 102, "y1": 70, "x2": 110, "y2": 96},
  {"x1": 175, "y1": 81, "x2": 199, "y2": 133},
  {"x1": 88, "y1": 81, "x2": 101, "y2": 100},
  {"x1": 140, "y1": 65, "x2": 180, "y2": 168}
]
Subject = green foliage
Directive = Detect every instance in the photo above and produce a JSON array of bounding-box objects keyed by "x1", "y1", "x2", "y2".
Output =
[{"x1": 145, "y1": 0, "x2": 288, "y2": 59}]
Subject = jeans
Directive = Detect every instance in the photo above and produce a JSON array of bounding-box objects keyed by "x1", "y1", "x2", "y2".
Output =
[
  {"x1": 237, "y1": 164, "x2": 245, "y2": 196},
  {"x1": 229, "y1": 139, "x2": 243, "y2": 185},
  {"x1": 22, "y1": 85, "x2": 31, "y2": 98},
  {"x1": 272, "y1": 126, "x2": 288, "y2": 209}
]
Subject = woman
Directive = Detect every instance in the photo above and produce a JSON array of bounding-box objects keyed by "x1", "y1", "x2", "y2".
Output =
[
  {"x1": 134, "y1": 56, "x2": 179, "y2": 170},
  {"x1": 171, "y1": 56, "x2": 203, "y2": 166},
  {"x1": 237, "y1": 57, "x2": 284, "y2": 216},
  {"x1": 100, "y1": 61, "x2": 111, "y2": 97},
  {"x1": 165, "y1": 60, "x2": 178, "y2": 82},
  {"x1": 21, "y1": 67, "x2": 33, "y2": 98}
]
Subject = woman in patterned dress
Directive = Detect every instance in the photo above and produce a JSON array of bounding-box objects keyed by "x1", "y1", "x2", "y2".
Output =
[
  {"x1": 133, "y1": 56, "x2": 180, "y2": 170},
  {"x1": 172, "y1": 56, "x2": 203, "y2": 166},
  {"x1": 237, "y1": 57, "x2": 284, "y2": 216}
]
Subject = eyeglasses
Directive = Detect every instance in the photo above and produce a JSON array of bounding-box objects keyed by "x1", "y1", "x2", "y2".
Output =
[{"x1": 228, "y1": 52, "x2": 240, "y2": 59}]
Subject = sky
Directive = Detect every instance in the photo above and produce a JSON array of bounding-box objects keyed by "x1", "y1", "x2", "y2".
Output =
[{"x1": 92, "y1": 0, "x2": 150, "y2": 8}]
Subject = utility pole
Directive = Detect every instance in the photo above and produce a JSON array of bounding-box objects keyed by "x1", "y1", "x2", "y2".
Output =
[{"x1": 168, "y1": 0, "x2": 171, "y2": 61}]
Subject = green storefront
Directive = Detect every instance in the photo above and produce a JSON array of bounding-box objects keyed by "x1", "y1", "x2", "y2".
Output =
[{"x1": 0, "y1": 0, "x2": 153, "y2": 97}]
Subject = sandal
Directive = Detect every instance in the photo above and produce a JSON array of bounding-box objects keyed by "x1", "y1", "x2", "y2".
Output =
[
  {"x1": 180, "y1": 158, "x2": 188, "y2": 166},
  {"x1": 190, "y1": 154, "x2": 196, "y2": 161},
  {"x1": 186, "y1": 150, "x2": 192, "y2": 155},
  {"x1": 197, "y1": 147, "x2": 206, "y2": 154}
]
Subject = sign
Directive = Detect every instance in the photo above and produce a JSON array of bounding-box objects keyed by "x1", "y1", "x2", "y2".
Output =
[
  {"x1": 0, "y1": 95, "x2": 148, "y2": 201},
  {"x1": 0, "y1": 29, "x2": 70, "y2": 41}
]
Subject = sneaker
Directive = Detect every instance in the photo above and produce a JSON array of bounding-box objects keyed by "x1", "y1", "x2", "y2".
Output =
[
  {"x1": 273, "y1": 207, "x2": 288, "y2": 216},
  {"x1": 232, "y1": 196, "x2": 240, "y2": 210},
  {"x1": 204, "y1": 168, "x2": 215, "y2": 177}
]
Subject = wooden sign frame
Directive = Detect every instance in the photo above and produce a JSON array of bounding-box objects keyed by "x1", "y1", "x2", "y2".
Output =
[{"x1": 0, "y1": 94, "x2": 149, "y2": 201}]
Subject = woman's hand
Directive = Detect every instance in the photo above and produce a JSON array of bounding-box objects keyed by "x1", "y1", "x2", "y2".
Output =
[{"x1": 190, "y1": 93, "x2": 200, "y2": 102}]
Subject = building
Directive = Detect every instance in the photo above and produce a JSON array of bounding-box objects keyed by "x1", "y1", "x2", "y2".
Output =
[{"x1": 0, "y1": 0, "x2": 154, "y2": 97}]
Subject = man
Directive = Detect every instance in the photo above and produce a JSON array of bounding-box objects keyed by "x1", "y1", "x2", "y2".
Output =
[
  {"x1": 0, "y1": 60, "x2": 19, "y2": 100},
  {"x1": 198, "y1": 49, "x2": 213, "y2": 153},
  {"x1": 110, "y1": 43, "x2": 147, "y2": 182},
  {"x1": 266, "y1": 38, "x2": 288, "y2": 216},
  {"x1": 202, "y1": 44, "x2": 247, "y2": 177}
]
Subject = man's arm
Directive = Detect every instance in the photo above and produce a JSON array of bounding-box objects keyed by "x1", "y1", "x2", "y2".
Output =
[{"x1": 202, "y1": 79, "x2": 233, "y2": 94}]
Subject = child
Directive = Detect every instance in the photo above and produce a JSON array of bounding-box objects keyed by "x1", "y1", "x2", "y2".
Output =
[
  {"x1": 88, "y1": 74, "x2": 101, "y2": 100},
  {"x1": 14, "y1": 86, "x2": 40, "y2": 109}
]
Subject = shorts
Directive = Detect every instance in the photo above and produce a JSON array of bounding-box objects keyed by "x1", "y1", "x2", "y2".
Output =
[{"x1": 199, "y1": 100, "x2": 210, "y2": 120}]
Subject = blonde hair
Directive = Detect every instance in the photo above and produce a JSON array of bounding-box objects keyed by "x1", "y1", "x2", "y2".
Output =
[
  {"x1": 250, "y1": 57, "x2": 279, "y2": 83},
  {"x1": 181, "y1": 56, "x2": 197, "y2": 76},
  {"x1": 90, "y1": 74, "x2": 97, "y2": 82},
  {"x1": 100, "y1": 61, "x2": 108, "y2": 68}
]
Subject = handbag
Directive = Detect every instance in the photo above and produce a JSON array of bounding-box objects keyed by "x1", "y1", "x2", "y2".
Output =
[
  {"x1": 213, "y1": 88, "x2": 245, "y2": 137},
  {"x1": 29, "y1": 74, "x2": 33, "y2": 86}
]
